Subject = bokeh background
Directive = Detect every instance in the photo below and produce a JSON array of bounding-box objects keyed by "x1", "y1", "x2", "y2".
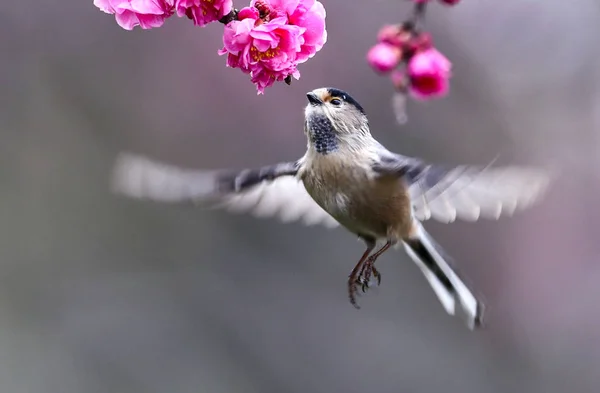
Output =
[{"x1": 2, "y1": 0, "x2": 600, "y2": 392}]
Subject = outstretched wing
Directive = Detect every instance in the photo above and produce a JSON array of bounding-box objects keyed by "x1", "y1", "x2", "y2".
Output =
[
  {"x1": 111, "y1": 152, "x2": 340, "y2": 228},
  {"x1": 373, "y1": 152, "x2": 553, "y2": 223}
]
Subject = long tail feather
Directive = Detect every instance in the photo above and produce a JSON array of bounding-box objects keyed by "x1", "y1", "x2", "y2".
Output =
[{"x1": 403, "y1": 224, "x2": 484, "y2": 330}]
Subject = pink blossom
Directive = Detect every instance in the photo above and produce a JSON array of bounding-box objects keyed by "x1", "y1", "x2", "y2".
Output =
[
  {"x1": 249, "y1": 0, "x2": 327, "y2": 62},
  {"x1": 219, "y1": 9, "x2": 303, "y2": 93},
  {"x1": 407, "y1": 48, "x2": 452, "y2": 100},
  {"x1": 175, "y1": 0, "x2": 233, "y2": 27},
  {"x1": 284, "y1": 0, "x2": 327, "y2": 62},
  {"x1": 219, "y1": 0, "x2": 327, "y2": 94},
  {"x1": 367, "y1": 42, "x2": 402, "y2": 73},
  {"x1": 94, "y1": 0, "x2": 175, "y2": 30}
]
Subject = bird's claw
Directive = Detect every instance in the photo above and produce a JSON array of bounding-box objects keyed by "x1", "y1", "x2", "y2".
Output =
[
  {"x1": 347, "y1": 279, "x2": 361, "y2": 309},
  {"x1": 359, "y1": 257, "x2": 382, "y2": 289},
  {"x1": 347, "y1": 241, "x2": 392, "y2": 309},
  {"x1": 373, "y1": 268, "x2": 382, "y2": 286},
  {"x1": 348, "y1": 259, "x2": 383, "y2": 308},
  {"x1": 361, "y1": 279, "x2": 369, "y2": 293}
]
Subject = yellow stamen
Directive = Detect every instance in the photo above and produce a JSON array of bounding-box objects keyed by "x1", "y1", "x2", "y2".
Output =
[{"x1": 250, "y1": 46, "x2": 279, "y2": 61}]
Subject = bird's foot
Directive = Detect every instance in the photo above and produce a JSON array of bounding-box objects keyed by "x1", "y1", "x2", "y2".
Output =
[
  {"x1": 347, "y1": 266, "x2": 381, "y2": 308},
  {"x1": 357, "y1": 258, "x2": 382, "y2": 292},
  {"x1": 347, "y1": 241, "x2": 391, "y2": 309}
]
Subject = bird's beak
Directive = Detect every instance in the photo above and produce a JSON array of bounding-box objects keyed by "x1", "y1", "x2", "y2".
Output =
[{"x1": 306, "y1": 92, "x2": 322, "y2": 105}]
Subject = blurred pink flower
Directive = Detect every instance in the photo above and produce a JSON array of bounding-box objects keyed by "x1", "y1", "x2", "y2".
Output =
[
  {"x1": 94, "y1": 0, "x2": 175, "y2": 30},
  {"x1": 219, "y1": 0, "x2": 327, "y2": 94},
  {"x1": 406, "y1": 32, "x2": 432, "y2": 53},
  {"x1": 407, "y1": 48, "x2": 451, "y2": 100},
  {"x1": 377, "y1": 24, "x2": 407, "y2": 47},
  {"x1": 367, "y1": 42, "x2": 402, "y2": 73},
  {"x1": 175, "y1": 0, "x2": 233, "y2": 27}
]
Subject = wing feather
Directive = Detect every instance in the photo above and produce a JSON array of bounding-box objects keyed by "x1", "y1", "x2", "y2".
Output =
[
  {"x1": 410, "y1": 165, "x2": 551, "y2": 223},
  {"x1": 111, "y1": 152, "x2": 339, "y2": 228},
  {"x1": 374, "y1": 152, "x2": 553, "y2": 223}
]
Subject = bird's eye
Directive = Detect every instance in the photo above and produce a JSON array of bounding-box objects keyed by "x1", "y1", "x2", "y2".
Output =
[{"x1": 330, "y1": 98, "x2": 342, "y2": 106}]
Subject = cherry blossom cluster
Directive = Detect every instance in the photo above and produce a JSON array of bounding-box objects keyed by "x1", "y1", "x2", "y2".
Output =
[
  {"x1": 94, "y1": 0, "x2": 327, "y2": 94},
  {"x1": 367, "y1": 0, "x2": 458, "y2": 101}
]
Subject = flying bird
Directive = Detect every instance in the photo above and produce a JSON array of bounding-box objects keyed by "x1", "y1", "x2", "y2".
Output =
[{"x1": 111, "y1": 87, "x2": 552, "y2": 330}]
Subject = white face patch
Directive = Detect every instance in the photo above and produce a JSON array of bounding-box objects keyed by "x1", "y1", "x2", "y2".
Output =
[{"x1": 304, "y1": 104, "x2": 317, "y2": 118}]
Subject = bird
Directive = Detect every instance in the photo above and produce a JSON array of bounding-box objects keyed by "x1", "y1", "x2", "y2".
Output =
[{"x1": 110, "y1": 87, "x2": 552, "y2": 330}]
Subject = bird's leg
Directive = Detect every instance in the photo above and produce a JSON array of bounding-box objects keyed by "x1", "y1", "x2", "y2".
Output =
[
  {"x1": 348, "y1": 241, "x2": 376, "y2": 309},
  {"x1": 359, "y1": 240, "x2": 394, "y2": 292}
]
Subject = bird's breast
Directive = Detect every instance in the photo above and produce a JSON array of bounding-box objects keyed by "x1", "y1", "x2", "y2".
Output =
[{"x1": 300, "y1": 155, "x2": 413, "y2": 239}]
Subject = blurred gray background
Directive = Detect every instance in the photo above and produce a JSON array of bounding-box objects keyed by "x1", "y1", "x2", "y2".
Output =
[{"x1": 2, "y1": 0, "x2": 600, "y2": 392}]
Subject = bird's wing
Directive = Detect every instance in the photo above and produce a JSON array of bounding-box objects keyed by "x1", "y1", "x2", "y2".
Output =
[
  {"x1": 111, "y1": 152, "x2": 340, "y2": 228},
  {"x1": 373, "y1": 151, "x2": 553, "y2": 223}
]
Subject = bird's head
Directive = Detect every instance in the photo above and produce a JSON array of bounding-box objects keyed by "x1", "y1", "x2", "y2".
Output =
[{"x1": 303, "y1": 87, "x2": 371, "y2": 154}]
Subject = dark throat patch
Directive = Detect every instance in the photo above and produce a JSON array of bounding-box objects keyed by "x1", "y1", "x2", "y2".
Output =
[{"x1": 307, "y1": 113, "x2": 338, "y2": 154}]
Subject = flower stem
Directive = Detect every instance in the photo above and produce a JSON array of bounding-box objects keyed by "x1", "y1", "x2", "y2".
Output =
[
  {"x1": 406, "y1": 1, "x2": 427, "y2": 33},
  {"x1": 219, "y1": 9, "x2": 239, "y2": 24},
  {"x1": 414, "y1": 1, "x2": 427, "y2": 18}
]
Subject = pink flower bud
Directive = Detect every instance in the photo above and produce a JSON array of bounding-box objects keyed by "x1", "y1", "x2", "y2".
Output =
[
  {"x1": 407, "y1": 48, "x2": 451, "y2": 100},
  {"x1": 377, "y1": 24, "x2": 404, "y2": 46},
  {"x1": 367, "y1": 43, "x2": 402, "y2": 73},
  {"x1": 253, "y1": 0, "x2": 274, "y2": 20},
  {"x1": 439, "y1": 0, "x2": 461, "y2": 5},
  {"x1": 238, "y1": 6, "x2": 260, "y2": 20},
  {"x1": 407, "y1": 32, "x2": 433, "y2": 53}
]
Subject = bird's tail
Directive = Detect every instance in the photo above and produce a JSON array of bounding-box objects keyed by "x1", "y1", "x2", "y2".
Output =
[{"x1": 402, "y1": 224, "x2": 484, "y2": 330}]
